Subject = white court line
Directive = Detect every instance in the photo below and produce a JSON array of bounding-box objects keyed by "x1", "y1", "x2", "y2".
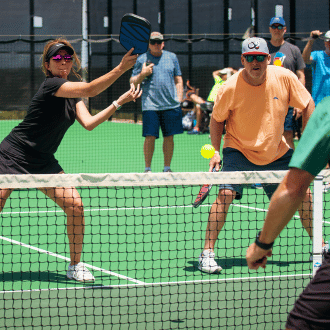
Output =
[
  {"x1": 0, "y1": 235, "x2": 145, "y2": 285},
  {"x1": 0, "y1": 272, "x2": 312, "y2": 293}
]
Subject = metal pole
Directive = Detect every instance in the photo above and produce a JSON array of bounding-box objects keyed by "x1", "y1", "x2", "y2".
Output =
[
  {"x1": 289, "y1": 0, "x2": 296, "y2": 45},
  {"x1": 313, "y1": 175, "x2": 323, "y2": 276},
  {"x1": 223, "y1": 0, "x2": 229, "y2": 68},
  {"x1": 81, "y1": 0, "x2": 89, "y2": 109},
  {"x1": 81, "y1": 0, "x2": 89, "y2": 83},
  {"x1": 188, "y1": 0, "x2": 192, "y2": 81},
  {"x1": 29, "y1": 0, "x2": 35, "y2": 101}
]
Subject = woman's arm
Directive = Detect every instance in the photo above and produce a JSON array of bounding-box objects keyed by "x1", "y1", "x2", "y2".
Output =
[
  {"x1": 55, "y1": 49, "x2": 138, "y2": 99},
  {"x1": 75, "y1": 84, "x2": 142, "y2": 131}
]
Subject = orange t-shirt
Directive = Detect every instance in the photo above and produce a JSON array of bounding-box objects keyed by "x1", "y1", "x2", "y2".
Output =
[{"x1": 212, "y1": 66, "x2": 311, "y2": 165}]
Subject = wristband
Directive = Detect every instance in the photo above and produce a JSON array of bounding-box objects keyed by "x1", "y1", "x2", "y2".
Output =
[
  {"x1": 112, "y1": 101, "x2": 122, "y2": 110},
  {"x1": 255, "y1": 231, "x2": 274, "y2": 250},
  {"x1": 214, "y1": 151, "x2": 220, "y2": 155}
]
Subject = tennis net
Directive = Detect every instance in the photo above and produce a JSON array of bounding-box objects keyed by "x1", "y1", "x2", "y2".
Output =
[{"x1": 0, "y1": 170, "x2": 329, "y2": 329}]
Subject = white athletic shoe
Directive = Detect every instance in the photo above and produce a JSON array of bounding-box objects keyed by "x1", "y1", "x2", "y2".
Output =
[
  {"x1": 198, "y1": 250, "x2": 222, "y2": 274},
  {"x1": 67, "y1": 263, "x2": 95, "y2": 282}
]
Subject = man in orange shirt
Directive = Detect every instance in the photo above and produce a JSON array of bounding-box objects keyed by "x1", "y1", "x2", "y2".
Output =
[{"x1": 198, "y1": 37, "x2": 315, "y2": 274}]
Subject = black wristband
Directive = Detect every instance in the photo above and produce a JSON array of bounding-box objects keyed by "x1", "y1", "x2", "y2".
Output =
[{"x1": 255, "y1": 231, "x2": 274, "y2": 250}]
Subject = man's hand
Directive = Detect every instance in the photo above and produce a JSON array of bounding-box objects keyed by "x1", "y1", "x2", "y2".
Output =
[
  {"x1": 310, "y1": 30, "x2": 322, "y2": 39},
  {"x1": 209, "y1": 152, "x2": 221, "y2": 172},
  {"x1": 293, "y1": 108, "x2": 302, "y2": 120},
  {"x1": 141, "y1": 62, "x2": 154, "y2": 78},
  {"x1": 246, "y1": 243, "x2": 272, "y2": 270}
]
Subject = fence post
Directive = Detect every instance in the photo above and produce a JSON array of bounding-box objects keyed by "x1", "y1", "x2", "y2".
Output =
[{"x1": 313, "y1": 175, "x2": 323, "y2": 276}]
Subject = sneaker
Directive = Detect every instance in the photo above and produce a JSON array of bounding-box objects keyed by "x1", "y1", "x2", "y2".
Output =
[
  {"x1": 67, "y1": 263, "x2": 95, "y2": 282},
  {"x1": 144, "y1": 169, "x2": 152, "y2": 173},
  {"x1": 163, "y1": 168, "x2": 173, "y2": 173},
  {"x1": 198, "y1": 250, "x2": 222, "y2": 274},
  {"x1": 188, "y1": 128, "x2": 200, "y2": 135},
  {"x1": 309, "y1": 244, "x2": 329, "y2": 261}
]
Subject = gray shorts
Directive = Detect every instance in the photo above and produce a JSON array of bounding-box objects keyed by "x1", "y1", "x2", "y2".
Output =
[{"x1": 220, "y1": 147, "x2": 294, "y2": 200}]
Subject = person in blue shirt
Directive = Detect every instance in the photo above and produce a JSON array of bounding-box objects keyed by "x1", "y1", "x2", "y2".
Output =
[
  {"x1": 130, "y1": 32, "x2": 183, "y2": 173},
  {"x1": 302, "y1": 30, "x2": 330, "y2": 106}
]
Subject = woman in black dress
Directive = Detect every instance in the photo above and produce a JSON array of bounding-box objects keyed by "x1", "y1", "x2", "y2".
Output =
[{"x1": 0, "y1": 38, "x2": 141, "y2": 282}]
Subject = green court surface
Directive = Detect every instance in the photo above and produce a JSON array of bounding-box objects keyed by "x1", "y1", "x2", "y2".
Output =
[
  {"x1": 0, "y1": 120, "x2": 215, "y2": 174},
  {"x1": 0, "y1": 119, "x2": 328, "y2": 329},
  {"x1": 0, "y1": 185, "x2": 317, "y2": 329}
]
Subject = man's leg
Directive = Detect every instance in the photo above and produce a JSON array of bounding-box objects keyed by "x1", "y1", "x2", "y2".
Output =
[
  {"x1": 163, "y1": 135, "x2": 174, "y2": 168},
  {"x1": 144, "y1": 136, "x2": 156, "y2": 168},
  {"x1": 199, "y1": 189, "x2": 236, "y2": 274}
]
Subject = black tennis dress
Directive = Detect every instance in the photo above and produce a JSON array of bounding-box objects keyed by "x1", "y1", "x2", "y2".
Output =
[{"x1": 0, "y1": 77, "x2": 80, "y2": 174}]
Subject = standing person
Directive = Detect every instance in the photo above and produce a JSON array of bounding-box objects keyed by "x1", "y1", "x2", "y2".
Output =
[
  {"x1": 267, "y1": 16, "x2": 306, "y2": 149},
  {"x1": 198, "y1": 37, "x2": 315, "y2": 274},
  {"x1": 246, "y1": 96, "x2": 330, "y2": 330},
  {"x1": 302, "y1": 30, "x2": 330, "y2": 106},
  {"x1": 130, "y1": 32, "x2": 183, "y2": 173},
  {"x1": 0, "y1": 39, "x2": 141, "y2": 282}
]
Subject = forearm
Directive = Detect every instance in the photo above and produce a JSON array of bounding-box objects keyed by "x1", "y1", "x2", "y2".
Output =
[
  {"x1": 87, "y1": 65, "x2": 126, "y2": 97},
  {"x1": 302, "y1": 98, "x2": 315, "y2": 130},
  {"x1": 130, "y1": 72, "x2": 147, "y2": 87},
  {"x1": 302, "y1": 40, "x2": 314, "y2": 64},
  {"x1": 176, "y1": 83, "x2": 183, "y2": 103},
  {"x1": 210, "y1": 116, "x2": 224, "y2": 152}
]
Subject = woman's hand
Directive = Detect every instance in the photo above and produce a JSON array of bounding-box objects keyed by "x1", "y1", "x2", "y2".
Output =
[
  {"x1": 117, "y1": 83, "x2": 142, "y2": 106},
  {"x1": 118, "y1": 48, "x2": 138, "y2": 72}
]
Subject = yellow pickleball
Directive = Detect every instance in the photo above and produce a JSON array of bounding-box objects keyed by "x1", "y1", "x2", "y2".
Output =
[{"x1": 201, "y1": 144, "x2": 215, "y2": 159}]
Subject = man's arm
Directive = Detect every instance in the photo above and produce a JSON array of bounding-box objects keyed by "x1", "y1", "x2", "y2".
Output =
[
  {"x1": 130, "y1": 62, "x2": 154, "y2": 87},
  {"x1": 302, "y1": 98, "x2": 315, "y2": 131},
  {"x1": 296, "y1": 69, "x2": 305, "y2": 86},
  {"x1": 209, "y1": 116, "x2": 224, "y2": 172},
  {"x1": 174, "y1": 76, "x2": 183, "y2": 103},
  {"x1": 302, "y1": 30, "x2": 321, "y2": 64}
]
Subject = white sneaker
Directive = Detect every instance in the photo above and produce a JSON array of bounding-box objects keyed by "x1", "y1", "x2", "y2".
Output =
[
  {"x1": 198, "y1": 250, "x2": 222, "y2": 274},
  {"x1": 67, "y1": 263, "x2": 95, "y2": 282}
]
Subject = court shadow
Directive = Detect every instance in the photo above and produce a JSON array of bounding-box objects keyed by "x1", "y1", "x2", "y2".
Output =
[
  {"x1": 185, "y1": 257, "x2": 309, "y2": 273},
  {"x1": 0, "y1": 271, "x2": 97, "y2": 286}
]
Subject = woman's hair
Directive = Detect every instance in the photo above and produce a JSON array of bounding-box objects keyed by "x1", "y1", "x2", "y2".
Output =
[{"x1": 41, "y1": 38, "x2": 82, "y2": 80}]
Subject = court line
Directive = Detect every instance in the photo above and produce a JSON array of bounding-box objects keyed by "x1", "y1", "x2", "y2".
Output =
[
  {"x1": 0, "y1": 272, "x2": 312, "y2": 293},
  {"x1": 0, "y1": 235, "x2": 145, "y2": 285}
]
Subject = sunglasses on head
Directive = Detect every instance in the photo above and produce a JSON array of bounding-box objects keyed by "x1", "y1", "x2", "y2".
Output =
[
  {"x1": 271, "y1": 24, "x2": 284, "y2": 30},
  {"x1": 244, "y1": 55, "x2": 267, "y2": 63},
  {"x1": 150, "y1": 40, "x2": 163, "y2": 45},
  {"x1": 52, "y1": 54, "x2": 73, "y2": 62}
]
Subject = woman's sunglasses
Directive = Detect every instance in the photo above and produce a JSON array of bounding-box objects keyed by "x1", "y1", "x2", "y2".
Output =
[
  {"x1": 52, "y1": 54, "x2": 73, "y2": 62},
  {"x1": 270, "y1": 24, "x2": 284, "y2": 30},
  {"x1": 244, "y1": 55, "x2": 267, "y2": 63},
  {"x1": 150, "y1": 40, "x2": 163, "y2": 45}
]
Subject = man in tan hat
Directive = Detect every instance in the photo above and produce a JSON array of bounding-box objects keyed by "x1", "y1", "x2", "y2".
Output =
[
  {"x1": 198, "y1": 37, "x2": 315, "y2": 274},
  {"x1": 130, "y1": 32, "x2": 183, "y2": 173}
]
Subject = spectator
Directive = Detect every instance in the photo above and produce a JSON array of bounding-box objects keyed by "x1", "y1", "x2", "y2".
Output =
[
  {"x1": 267, "y1": 16, "x2": 306, "y2": 150},
  {"x1": 130, "y1": 32, "x2": 183, "y2": 173},
  {"x1": 198, "y1": 37, "x2": 314, "y2": 274},
  {"x1": 302, "y1": 30, "x2": 330, "y2": 106}
]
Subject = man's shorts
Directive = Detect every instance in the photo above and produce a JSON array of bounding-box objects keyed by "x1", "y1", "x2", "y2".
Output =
[
  {"x1": 142, "y1": 107, "x2": 183, "y2": 139},
  {"x1": 219, "y1": 147, "x2": 294, "y2": 200},
  {"x1": 284, "y1": 107, "x2": 294, "y2": 131},
  {"x1": 289, "y1": 97, "x2": 330, "y2": 176},
  {"x1": 286, "y1": 253, "x2": 330, "y2": 329}
]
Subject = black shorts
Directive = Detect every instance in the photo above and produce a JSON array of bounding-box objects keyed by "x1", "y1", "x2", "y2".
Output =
[
  {"x1": 286, "y1": 253, "x2": 330, "y2": 329},
  {"x1": 0, "y1": 138, "x2": 63, "y2": 175}
]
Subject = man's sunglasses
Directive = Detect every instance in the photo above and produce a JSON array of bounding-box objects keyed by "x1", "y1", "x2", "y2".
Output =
[
  {"x1": 52, "y1": 54, "x2": 73, "y2": 62},
  {"x1": 244, "y1": 55, "x2": 267, "y2": 63},
  {"x1": 270, "y1": 24, "x2": 284, "y2": 30},
  {"x1": 150, "y1": 40, "x2": 163, "y2": 45}
]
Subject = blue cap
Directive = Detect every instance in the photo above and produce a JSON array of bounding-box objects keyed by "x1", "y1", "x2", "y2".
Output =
[{"x1": 269, "y1": 17, "x2": 286, "y2": 26}]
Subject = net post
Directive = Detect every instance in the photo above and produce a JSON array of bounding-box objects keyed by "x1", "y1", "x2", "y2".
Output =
[{"x1": 312, "y1": 175, "x2": 323, "y2": 276}]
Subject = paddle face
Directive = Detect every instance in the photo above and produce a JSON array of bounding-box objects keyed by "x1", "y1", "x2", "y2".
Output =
[
  {"x1": 193, "y1": 162, "x2": 222, "y2": 208},
  {"x1": 119, "y1": 14, "x2": 151, "y2": 55}
]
